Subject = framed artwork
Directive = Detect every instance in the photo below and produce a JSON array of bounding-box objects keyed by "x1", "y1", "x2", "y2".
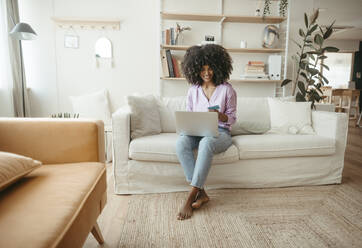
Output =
[{"x1": 64, "y1": 35, "x2": 79, "y2": 49}]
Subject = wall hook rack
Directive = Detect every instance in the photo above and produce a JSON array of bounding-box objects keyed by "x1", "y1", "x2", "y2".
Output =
[{"x1": 51, "y1": 17, "x2": 121, "y2": 30}]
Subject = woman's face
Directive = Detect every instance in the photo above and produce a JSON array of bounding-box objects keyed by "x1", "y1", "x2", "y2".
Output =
[{"x1": 200, "y1": 65, "x2": 214, "y2": 83}]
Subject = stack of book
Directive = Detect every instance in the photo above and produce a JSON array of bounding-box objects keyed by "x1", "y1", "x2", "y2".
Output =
[
  {"x1": 240, "y1": 61, "x2": 269, "y2": 79},
  {"x1": 161, "y1": 28, "x2": 176, "y2": 45},
  {"x1": 160, "y1": 49, "x2": 183, "y2": 78}
]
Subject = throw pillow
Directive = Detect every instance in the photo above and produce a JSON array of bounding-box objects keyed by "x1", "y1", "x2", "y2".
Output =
[
  {"x1": 126, "y1": 94, "x2": 161, "y2": 139},
  {"x1": 157, "y1": 96, "x2": 187, "y2": 133},
  {"x1": 267, "y1": 98, "x2": 314, "y2": 134},
  {"x1": 0, "y1": 152, "x2": 42, "y2": 191},
  {"x1": 231, "y1": 96, "x2": 296, "y2": 136},
  {"x1": 70, "y1": 89, "x2": 112, "y2": 126}
]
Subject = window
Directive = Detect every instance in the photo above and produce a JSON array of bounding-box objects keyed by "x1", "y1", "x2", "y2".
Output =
[{"x1": 321, "y1": 52, "x2": 353, "y2": 89}]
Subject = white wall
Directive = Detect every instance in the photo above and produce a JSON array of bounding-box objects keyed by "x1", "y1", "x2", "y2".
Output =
[
  {"x1": 18, "y1": 0, "x2": 360, "y2": 117},
  {"x1": 19, "y1": 0, "x2": 160, "y2": 117}
]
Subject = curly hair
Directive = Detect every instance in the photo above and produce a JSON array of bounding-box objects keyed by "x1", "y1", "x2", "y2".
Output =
[{"x1": 181, "y1": 44, "x2": 233, "y2": 86}]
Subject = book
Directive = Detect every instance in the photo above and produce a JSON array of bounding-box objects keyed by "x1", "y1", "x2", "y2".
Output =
[
  {"x1": 172, "y1": 57, "x2": 181, "y2": 77},
  {"x1": 165, "y1": 29, "x2": 170, "y2": 45},
  {"x1": 170, "y1": 27, "x2": 175, "y2": 45},
  {"x1": 160, "y1": 49, "x2": 170, "y2": 77},
  {"x1": 165, "y1": 49, "x2": 175, "y2": 77},
  {"x1": 177, "y1": 59, "x2": 184, "y2": 77}
]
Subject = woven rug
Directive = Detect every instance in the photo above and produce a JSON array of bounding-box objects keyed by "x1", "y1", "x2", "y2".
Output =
[{"x1": 119, "y1": 184, "x2": 362, "y2": 248}]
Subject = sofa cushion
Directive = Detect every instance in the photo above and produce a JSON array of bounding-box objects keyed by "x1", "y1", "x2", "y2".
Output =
[
  {"x1": 267, "y1": 98, "x2": 314, "y2": 134},
  {"x1": 0, "y1": 151, "x2": 42, "y2": 191},
  {"x1": 157, "y1": 96, "x2": 187, "y2": 133},
  {"x1": 129, "y1": 133, "x2": 239, "y2": 164},
  {"x1": 0, "y1": 162, "x2": 106, "y2": 248},
  {"x1": 126, "y1": 94, "x2": 162, "y2": 139},
  {"x1": 232, "y1": 134, "x2": 335, "y2": 159},
  {"x1": 231, "y1": 96, "x2": 296, "y2": 135}
]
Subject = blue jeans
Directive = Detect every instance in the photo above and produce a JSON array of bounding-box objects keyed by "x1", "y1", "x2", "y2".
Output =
[{"x1": 176, "y1": 127, "x2": 232, "y2": 189}]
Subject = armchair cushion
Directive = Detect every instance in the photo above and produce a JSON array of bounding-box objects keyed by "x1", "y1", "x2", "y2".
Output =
[{"x1": 0, "y1": 162, "x2": 106, "y2": 248}]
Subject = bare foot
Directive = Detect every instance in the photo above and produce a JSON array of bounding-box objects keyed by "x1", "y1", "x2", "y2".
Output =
[
  {"x1": 177, "y1": 187, "x2": 199, "y2": 220},
  {"x1": 191, "y1": 189, "x2": 209, "y2": 209}
]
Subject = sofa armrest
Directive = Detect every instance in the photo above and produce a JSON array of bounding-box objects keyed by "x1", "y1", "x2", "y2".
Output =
[
  {"x1": 312, "y1": 111, "x2": 348, "y2": 155},
  {"x1": 0, "y1": 118, "x2": 105, "y2": 164},
  {"x1": 112, "y1": 106, "x2": 131, "y2": 175}
]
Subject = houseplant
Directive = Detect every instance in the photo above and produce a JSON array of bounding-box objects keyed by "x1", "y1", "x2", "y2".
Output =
[{"x1": 281, "y1": 9, "x2": 339, "y2": 108}]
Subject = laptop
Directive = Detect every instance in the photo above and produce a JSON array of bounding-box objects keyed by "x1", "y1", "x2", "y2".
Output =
[{"x1": 175, "y1": 111, "x2": 219, "y2": 137}]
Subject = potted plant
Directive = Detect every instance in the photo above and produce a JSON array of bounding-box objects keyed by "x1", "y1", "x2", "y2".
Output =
[{"x1": 281, "y1": 9, "x2": 339, "y2": 108}]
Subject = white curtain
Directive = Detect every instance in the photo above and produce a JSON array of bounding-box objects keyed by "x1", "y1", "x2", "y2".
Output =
[
  {"x1": 0, "y1": 0, "x2": 15, "y2": 116},
  {"x1": 0, "y1": 0, "x2": 30, "y2": 117}
]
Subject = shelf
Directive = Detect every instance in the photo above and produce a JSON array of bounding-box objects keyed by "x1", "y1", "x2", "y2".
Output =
[
  {"x1": 161, "y1": 12, "x2": 286, "y2": 24},
  {"x1": 161, "y1": 77, "x2": 282, "y2": 84},
  {"x1": 51, "y1": 17, "x2": 121, "y2": 30},
  {"x1": 161, "y1": 45, "x2": 284, "y2": 53}
]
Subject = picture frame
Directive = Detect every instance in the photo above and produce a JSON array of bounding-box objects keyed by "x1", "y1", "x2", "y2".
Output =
[{"x1": 64, "y1": 35, "x2": 79, "y2": 49}]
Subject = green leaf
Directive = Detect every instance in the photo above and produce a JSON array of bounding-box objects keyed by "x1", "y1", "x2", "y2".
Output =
[
  {"x1": 319, "y1": 73, "x2": 329, "y2": 84},
  {"x1": 319, "y1": 26, "x2": 325, "y2": 36},
  {"x1": 323, "y1": 20, "x2": 335, "y2": 39},
  {"x1": 307, "y1": 67, "x2": 319, "y2": 76},
  {"x1": 281, "y1": 79, "x2": 292, "y2": 87},
  {"x1": 291, "y1": 39, "x2": 302, "y2": 49},
  {"x1": 314, "y1": 34, "x2": 324, "y2": 46},
  {"x1": 300, "y1": 71, "x2": 308, "y2": 80},
  {"x1": 304, "y1": 13, "x2": 308, "y2": 28},
  {"x1": 299, "y1": 28, "x2": 306, "y2": 37},
  {"x1": 321, "y1": 64, "x2": 330, "y2": 70},
  {"x1": 323, "y1": 46, "x2": 339, "y2": 52},
  {"x1": 310, "y1": 9, "x2": 319, "y2": 24},
  {"x1": 309, "y1": 54, "x2": 316, "y2": 61},
  {"x1": 316, "y1": 87, "x2": 323, "y2": 94},
  {"x1": 298, "y1": 81, "x2": 306, "y2": 94},
  {"x1": 296, "y1": 92, "x2": 306, "y2": 102},
  {"x1": 307, "y1": 24, "x2": 318, "y2": 35},
  {"x1": 319, "y1": 55, "x2": 327, "y2": 60}
]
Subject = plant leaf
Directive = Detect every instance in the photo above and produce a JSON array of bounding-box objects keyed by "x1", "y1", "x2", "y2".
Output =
[
  {"x1": 308, "y1": 24, "x2": 318, "y2": 35},
  {"x1": 323, "y1": 20, "x2": 335, "y2": 39},
  {"x1": 300, "y1": 71, "x2": 308, "y2": 80},
  {"x1": 296, "y1": 92, "x2": 306, "y2": 102},
  {"x1": 281, "y1": 79, "x2": 292, "y2": 87},
  {"x1": 314, "y1": 33, "x2": 324, "y2": 46},
  {"x1": 319, "y1": 55, "x2": 327, "y2": 60},
  {"x1": 299, "y1": 28, "x2": 306, "y2": 37},
  {"x1": 307, "y1": 67, "x2": 319, "y2": 76},
  {"x1": 323, "y1": 46, "x2": 339, "y2": 52},
  {"x1": 309, "y1": 54, "x2": 316, "y2": 61},
  {"x1": 291, "y1": 39, "x2": 302, "y2": 49},
  {"x1": 310, "y1": 9, "x2": 319, "y2": 24},
  {"x1": 304, "y1": 13, "x2": 308, "y2": 28},
  {"x1": 321, "y1": 64, "x2": 330, "y2": 70},
  {"x1": 298, "y1": 81, "x2": 306, "y2": 94}
]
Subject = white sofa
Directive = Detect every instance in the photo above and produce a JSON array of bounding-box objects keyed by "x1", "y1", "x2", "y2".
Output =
[{"x1": 112, "y1": 96, "x2": 348, "y2": 194}]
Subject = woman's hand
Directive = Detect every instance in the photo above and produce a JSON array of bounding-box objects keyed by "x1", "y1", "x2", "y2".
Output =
[{"x1": 208, "y1": 109, "x2": 228, "y2": 122}]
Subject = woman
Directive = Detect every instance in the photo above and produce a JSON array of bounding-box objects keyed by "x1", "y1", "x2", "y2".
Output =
[{"x1": 176, "y1": 44, "x2": 237, "y2": 220}]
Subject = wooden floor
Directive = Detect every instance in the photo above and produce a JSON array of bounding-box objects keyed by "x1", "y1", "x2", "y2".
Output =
[{"x1": 83, "y1": 123, "x2": 362, "y2": 248}]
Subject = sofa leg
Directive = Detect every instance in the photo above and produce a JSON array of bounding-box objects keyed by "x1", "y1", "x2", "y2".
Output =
[{"x1": 91, "y1": 222, "x2": 104, "y2": 244}]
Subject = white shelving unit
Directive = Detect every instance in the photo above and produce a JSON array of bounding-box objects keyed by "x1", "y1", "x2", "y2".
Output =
[{"x1": 160, "y1": 0, "x2": 290, "y2": 97}]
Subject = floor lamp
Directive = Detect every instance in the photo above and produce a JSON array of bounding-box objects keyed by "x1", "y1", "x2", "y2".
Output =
[{"x1": 9, "y1": 22, "x2": 37, "y2": 117}]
